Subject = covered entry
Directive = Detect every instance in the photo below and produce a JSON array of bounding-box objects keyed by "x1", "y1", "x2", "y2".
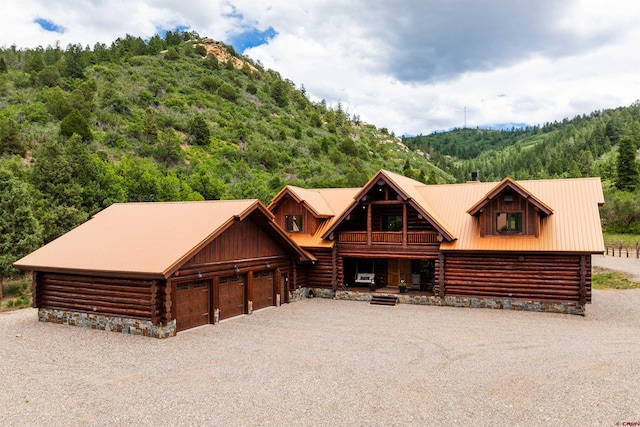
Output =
[
  {"x1": 343, "y1": 258, "x2": 435, "y2": 290},
  {"x1": 176, "y1": 280, "x2": 210, "y2": 332}
]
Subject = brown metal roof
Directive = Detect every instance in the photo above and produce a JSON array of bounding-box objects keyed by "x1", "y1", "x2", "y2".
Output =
[
  {"x1": 270, "y1": 187, "x2": 359, "y2": 249},
  {"x1": 467, "y1": 177, "x2": 554, "y2": 216},
  {"x1": 425, "y1": 177, "x2": 604, "y2": 252},
  {"x1": 284, "y1": 171, "x2": 604, "y2": 254},
  {"x1": 14, "y1": 200, "x2": 310, "y2": 278}
]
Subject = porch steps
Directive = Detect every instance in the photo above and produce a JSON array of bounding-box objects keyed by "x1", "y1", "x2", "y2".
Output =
[{"x1": 370, "y1": 294, "x2": 398, "y2": 306}]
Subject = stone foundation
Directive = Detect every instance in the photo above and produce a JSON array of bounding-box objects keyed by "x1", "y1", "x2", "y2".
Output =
[
  {"x1": 38, "y1": 308, "x2": 176, "y2": 338},
  {"x1": 330, "y1": 290, "x2": 585, "y2": 315}
]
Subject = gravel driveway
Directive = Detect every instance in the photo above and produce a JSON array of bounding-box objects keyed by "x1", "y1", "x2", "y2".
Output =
[
  {"x1": 593, "y1": 253, "x2": 640, "y2": 282},
  {"x1": 1, "y1": 291, "x2": 639, "y2": 426}
]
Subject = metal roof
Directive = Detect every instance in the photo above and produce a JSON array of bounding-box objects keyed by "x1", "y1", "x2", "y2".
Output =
[
  {"x1": 281, "y1": 171, "x2": 605, "y2": 254},
  {"x1": 14, "y1": 200, "x2": 310, "y2": 278},
  {"x1": 270, "y1": 186, "x2": 359, "y2": 248},
  {"x1": 424, "y1": 177, "x2": 604, "y2": 252}
]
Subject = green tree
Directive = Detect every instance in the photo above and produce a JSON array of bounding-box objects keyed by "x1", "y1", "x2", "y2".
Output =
[
  {"x1": 188, "y1": 115, "x2": 210, "y2": 145},
  {"x1": 60, "y1": 109, "x2": 93, "y2": 141},
  {"x1": 194, "y1": 44, "x2": 207, "y2": 57},
  {"x1": 271, "y1": 80, "x2": 289, "y2": 108},
  {"x1": 37, "y1": 65, "x2": 62, "y2": 87},
  {"x1": 217, "y1": 83, "x2": 238, "y2": 101},
  {"x1": 0, "y1": 167, "x2": 44, "y2": 295},
  {"x1": 0, "y1": 116, "x2": 25, "y2": 155},
  {"x1": 24, "y1": 49, "x2": 45, "y2": 73},
  {"x1": 0, "y1": 56, "x2": 7, "y2": 73},
  {"x1": 45, "y1": 86, "x2": 71, "y2": 119},
  {"x1": 156, "y1": 129, "x2": 184, "y2": 163},
  {"x1": 164, "y1": 47, "x2": 180, "y2": 61},
  {"x1": 616, "y1": 135, "x2": 638, "y2": 191},
  {"x1": 63, "y1": 44, "x2": 86, "y2": 78}
]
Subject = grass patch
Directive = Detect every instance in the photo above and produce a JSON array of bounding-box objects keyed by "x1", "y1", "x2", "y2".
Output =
[
  {"x1": 592, "y1": 267, "x2": 640, "y2": 290},
  {"x1": 1, "y1": 276, "x2": 32, "y2": 312},
  {"x1": 603, "y1": 233, "x2": 640, "y2": 246}
]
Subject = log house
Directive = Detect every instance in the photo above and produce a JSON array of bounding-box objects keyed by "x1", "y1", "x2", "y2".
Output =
[
  {"x1": 268, "y1": 170, "x2": 604, "y2": 312},
  {"x1": 15, "y1": 200, "x2": 312, "y2": 337}
]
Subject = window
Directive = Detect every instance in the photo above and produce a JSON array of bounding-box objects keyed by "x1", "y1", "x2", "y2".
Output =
[
  {"x1": 285, "y1": 215, "x2": 303, "y2": 232},
  {"x1": 383, "y1": 215, "x2": 403, "y2": 231},
  {"x1": 496, "y1": 212, "x2": 523, "y2": 233}
]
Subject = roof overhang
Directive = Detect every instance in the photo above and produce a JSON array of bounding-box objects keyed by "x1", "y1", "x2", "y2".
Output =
[
  {"x1": 321, "y1": 170, "x2": 455, "y2": 242},
  {"x1": 467, "y1": 177, "x2": 553, "y2": 216}
]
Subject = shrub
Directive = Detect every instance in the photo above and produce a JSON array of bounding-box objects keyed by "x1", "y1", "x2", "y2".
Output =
[{"x1": 217, "y1": 83, "x2": 238, "y2": 101}]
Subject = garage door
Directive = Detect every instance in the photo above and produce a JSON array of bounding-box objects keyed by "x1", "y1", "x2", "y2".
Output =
[
  {"x1": 176, "y1": 281, "x2": 210, "y2": 332},
  {"x1": 253, "y1": 271, "x2": 274, "y2": 311},
  {"x1": 219, "y1": 275, "x2": 245, "y2": 321}
]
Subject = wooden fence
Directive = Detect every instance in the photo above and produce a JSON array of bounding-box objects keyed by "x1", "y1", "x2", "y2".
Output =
[{"x1": 604, "y1": 243, "x2": 640, "y2": 258}]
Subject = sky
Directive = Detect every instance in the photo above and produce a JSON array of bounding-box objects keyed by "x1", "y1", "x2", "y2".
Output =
[{"x1": 1, "y1": 0, "x2": 638, "y2": 135}]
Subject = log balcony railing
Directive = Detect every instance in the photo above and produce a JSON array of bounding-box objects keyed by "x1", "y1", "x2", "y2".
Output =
[{"x1": 337, "y1": 231, "x2": 440, "y2": 245}]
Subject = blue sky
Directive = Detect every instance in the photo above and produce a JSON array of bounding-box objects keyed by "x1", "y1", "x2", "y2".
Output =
[
  {"x1": 229, "y1": 26, "x2": 277, "y2": 53},
  {"x1": 34, "y1": 18, "x2": 65, "y2": 34},
  {"x1": 1, "y1": 0, "x2": 638, "y2": 135}
]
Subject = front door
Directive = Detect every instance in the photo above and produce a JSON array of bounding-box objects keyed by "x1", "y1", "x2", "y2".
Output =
[{"x1": 387, "y1": 259, "x2": 411, "y2": 287}]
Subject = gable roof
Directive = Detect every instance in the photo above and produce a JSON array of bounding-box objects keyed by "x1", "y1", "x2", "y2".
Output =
[
  {"x1": 269, "y1": 186, "x2": 360, "y2": 249},
  {"x1": 467, "y1": 177, "x2": 553, "y2": 216},
  {"x1": 14, "y1": 200, "x2": 310, "y2": 279},
  {"x1": 321, "y1": 170, "x2": 456, "y2": 241},
  {"x1": 420, "y1": 177, "x2": 604, "y2": 252},
  {"x1": 283, "y1": 170, "x2": 604, "y2": 254},
  {"x1": 269, "y1": 186, "x2": 336, "y2": 218}
]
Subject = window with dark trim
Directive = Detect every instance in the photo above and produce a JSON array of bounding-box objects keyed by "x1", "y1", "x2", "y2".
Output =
[
  {"x1": 285, "y1": 215, "x2": 303, "y2": 232},
  {"x1": 496, "y1": 212, "x2": 523, "y2": 233},
  {"x1": 383, "y1": 215, "x2": 403, "y2": 231}
]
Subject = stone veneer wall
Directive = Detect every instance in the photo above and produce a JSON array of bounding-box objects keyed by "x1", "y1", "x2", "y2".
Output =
[
  {"x1": 330, "y1": 290, "x2": 585, "y2": 315},
  {"x1": 39, "y1": 308, "x2": 176, "y2": 338}
]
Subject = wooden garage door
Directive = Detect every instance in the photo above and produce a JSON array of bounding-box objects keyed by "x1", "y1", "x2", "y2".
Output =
[
  {"x1": 219, "y1": 275, "x2": 245, "y2": 321},
  {"x1": 253, "y1": 271, "x2": 274, "y2": 311},
  {"x1": 176, "y1": 281, "x2": 210, "y2": 332}
]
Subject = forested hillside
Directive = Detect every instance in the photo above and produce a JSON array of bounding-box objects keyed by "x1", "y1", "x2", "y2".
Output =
[
  {"x1": 405, "y1": 103, "x2": 640, "y2": 233},
  {"x1": 0, "y1": 31, "x2": 448, "y2": 281},
  {"x1": 1, "y1": 30, "x2": 639, "y2": 284}
]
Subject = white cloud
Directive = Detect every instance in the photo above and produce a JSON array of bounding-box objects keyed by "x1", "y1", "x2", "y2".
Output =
[{"x1": 0, "y1": 0, "x2": 638, "y2": 134}]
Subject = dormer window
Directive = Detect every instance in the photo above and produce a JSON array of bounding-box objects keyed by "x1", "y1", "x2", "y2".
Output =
[
  {"x1": 285, "y1": 215, "x2": 303, "y2": 232},
  {"x1": 496, "y1": 212, "x2": 523, "y2": 233}
]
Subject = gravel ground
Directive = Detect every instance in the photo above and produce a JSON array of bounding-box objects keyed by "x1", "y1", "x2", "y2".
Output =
[
  {"x1": 1, "y1": 292, "x2": 639, "y2": 427},
  {"x1": 593, "y1": 254, "x2": 640, "y2": 281}
]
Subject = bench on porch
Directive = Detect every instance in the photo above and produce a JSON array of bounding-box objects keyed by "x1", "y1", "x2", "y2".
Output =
[{"x1": 354, "y1": 273, "x2": 375, "y2": 284}]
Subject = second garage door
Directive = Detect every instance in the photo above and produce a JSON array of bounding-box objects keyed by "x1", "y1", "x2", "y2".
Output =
[
  {"x1": 253, "y1": 271, "x2": 274, "y2": 311},
  {"x1": 219, "y1": 275, "x2": 245, "y2": 321}
]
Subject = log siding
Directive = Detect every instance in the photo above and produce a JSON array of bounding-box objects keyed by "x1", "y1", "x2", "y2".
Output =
[
  {"x1": 36, "y1": 272, "x2": 160, "y2": 321},
  {"x1": 442, "y1": 253, "x2": 591, "y2": 303}
]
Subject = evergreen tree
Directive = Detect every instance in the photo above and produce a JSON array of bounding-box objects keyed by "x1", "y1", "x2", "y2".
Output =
[
  {"x1": 616, "y1": 135, "x2": 638, "y2": 191},
  {"x1": 0, "y1": 167, "x2": 44, "y2": 296},
  {"x1": 0, "y1": 56, "x2": 7, "y2": 73},
  {"x1": 63, "y1": 44, "x2": 86, "y2": 78},
  {"x1": 37, "y1": 65, "x2": 62, "y2": 87},
  {"x1": 271, "y1": 80, "x2": 289, "y2": 108},
  {"x1": 164, "y1": 47, "x2": 180, "y2": 61},
  {"x1": 0, "y1": 116, "x2": 25, "y2": 155},
  {"x1": 188, "y1": 115, "x2": 210, "y2": 145},
  {"x1": 60, "y1": 109, "x2": 92, "y2": 141}
]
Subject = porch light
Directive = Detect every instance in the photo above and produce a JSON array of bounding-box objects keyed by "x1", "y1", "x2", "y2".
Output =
[
  {"x1": 265, "y1": 261, "x2": 270, "y2": 269},
  {"x1": 197, "y1": 271, "x2": 202, "y2": 278},
  {"x1": 234, "y1": 265, "x2": 240, "y2": 273}
]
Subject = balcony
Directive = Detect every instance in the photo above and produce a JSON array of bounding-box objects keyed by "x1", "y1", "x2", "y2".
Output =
[{"x1": 337, "y1": 231, "x2": 440, "y2": 245}]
